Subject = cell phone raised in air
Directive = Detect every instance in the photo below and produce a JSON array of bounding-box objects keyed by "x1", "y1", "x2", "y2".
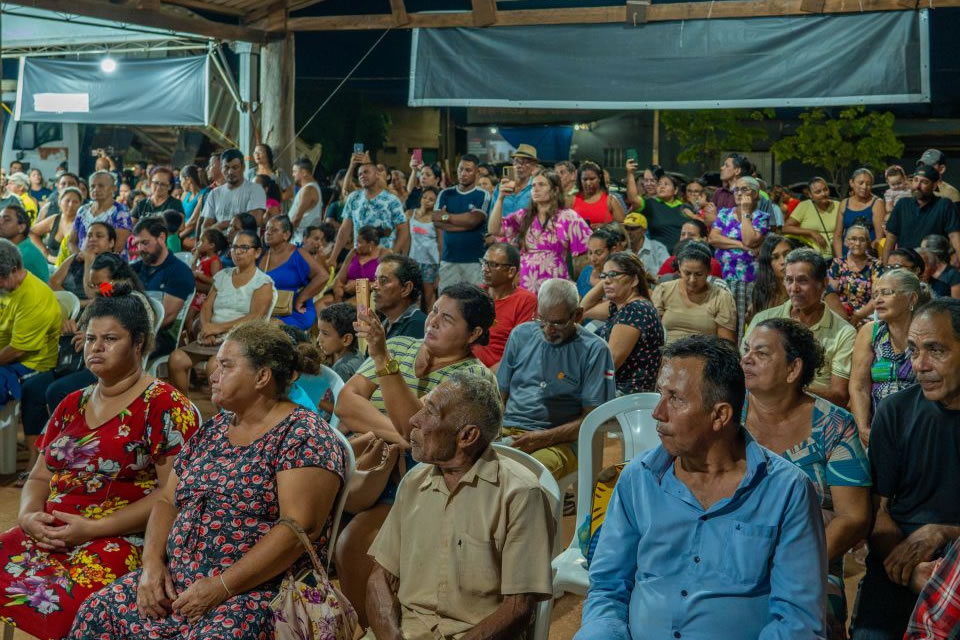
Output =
[
  {"x1": 626, "y1": 148, "x2": 639, "y2": 164},
  {"x1": 502, "y1": 165, "x2": 517, "y2": 182},
  {"x1": 412, "y1": 148, "x2": 423, "y2": 164},
  {"x1": 353, "y1": 142, "x2": 365, "y2": 154}
]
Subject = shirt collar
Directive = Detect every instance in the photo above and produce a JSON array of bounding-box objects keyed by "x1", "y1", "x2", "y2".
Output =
[
  {"x1": 384, "y1": 303, "x2": 420, "y2": 332},
  {"x1": 641, "y1": 427, "x2": 771, "y2": 487},
  {"x1": 419, "y1": 446, "x2": 501, "y2": 494}
]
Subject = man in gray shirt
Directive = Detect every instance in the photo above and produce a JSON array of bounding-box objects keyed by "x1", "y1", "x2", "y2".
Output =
[
  {"x1": 497, "y1": 278, "x2": 616, "y2": 480},
  {"x1": 201, "y1": 148, "x2": 267, "y2": 231}
]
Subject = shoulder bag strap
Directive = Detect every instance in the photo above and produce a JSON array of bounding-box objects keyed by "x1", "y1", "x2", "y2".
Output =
[{"x1": 275, "y1": 517, "x2": 324, "y2": 575}]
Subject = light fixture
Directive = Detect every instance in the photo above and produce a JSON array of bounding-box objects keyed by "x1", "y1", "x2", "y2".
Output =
[
  {"x1": 489, "y1": 127, "x2": 498, "y2": 135},
  {"x1": 100, "y1": 57, "x2": 117, "y2": 73}
]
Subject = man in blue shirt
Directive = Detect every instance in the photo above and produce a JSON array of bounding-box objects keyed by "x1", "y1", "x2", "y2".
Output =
[
  {"x1": 434, "y1": 154, "x2": 491, "y2": 288},
  {"x1": 130, "y1": 216, "x2": 195, "y2": 358},
  {"x1": 330, "y1": 161, "x2": 410, "y2": 260},
  {"x1": 577, "y1": 335, "x2": 826, "y2": 640},
  {"x1": 497, "y1": 278, "x2": 615, "y2": 480},
  {"x1": 491, "y1": 144, "x2": 537, "y2": 216}
]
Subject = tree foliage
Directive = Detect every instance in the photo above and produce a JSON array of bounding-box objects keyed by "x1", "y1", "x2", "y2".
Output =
[
  {"x1": 661, "y1": 109, "x2": 775, "y2": 173},
  {"x1": 771, "y1": 106, "x2": 904, "y2": 193}
]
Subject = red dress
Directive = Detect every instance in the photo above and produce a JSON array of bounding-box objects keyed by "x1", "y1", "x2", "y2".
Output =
[{"x1": 0, "y1": 381, "x2": 199, "y2": 640}]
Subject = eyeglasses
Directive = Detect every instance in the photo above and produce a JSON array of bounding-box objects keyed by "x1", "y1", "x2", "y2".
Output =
[
  {"x1": 150, "y1": 180, "x2": 171, "y2": 188},
  {"x1": 231, "y1": 244, "x2": 254, "y2": 253},
  {"x1": 872, "y1": 288, "x2": 903, "y2": 299},
  {"x1": 733, "y1": 187, "x2": 756, "y2": 194},
  {"x1": 598, "y1": 270, "x2": 629, "y2": 280},
  {"x1": 536, "y1": 315, "x2": 574, "y2": 330},
  {"x1": 479, "y1": 258, "x2": 513, "y2": 270}
]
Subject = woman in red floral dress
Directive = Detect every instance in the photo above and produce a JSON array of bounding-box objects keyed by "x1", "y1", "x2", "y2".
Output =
[
  {"x1": 0, "y1": 285, "x2": 199, "y2": 640},
  {"x1": 69, "y1": 320, "x2": 347, "y2": 640}
]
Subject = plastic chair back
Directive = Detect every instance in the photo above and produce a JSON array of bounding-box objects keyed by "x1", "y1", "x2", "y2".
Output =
[
  {"x1": 327, "y1": 427, "x2": 355, "y2": 571},
  {"x1": 175, "y1": 251, "x2": 194, "y2": 268},
  {"x1": 297, "y1": 366, "x2": 345, "y2": 430},
  {"x1": 53, "y1": 290, "x2": 81, "y2": 322}
]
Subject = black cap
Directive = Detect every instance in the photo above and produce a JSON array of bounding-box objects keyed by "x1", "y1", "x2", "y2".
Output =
[{"x1": 915, "y1": 164, "x2": 941, "y2": 183}]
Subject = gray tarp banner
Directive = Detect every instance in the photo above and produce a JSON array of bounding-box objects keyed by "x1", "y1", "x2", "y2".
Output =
[
  {"x1": 409, "y1": 10, "x2": 929, "y2": 109},
  {"x1": 15, "y1": 55, "x2": 208, "y2": 125}
]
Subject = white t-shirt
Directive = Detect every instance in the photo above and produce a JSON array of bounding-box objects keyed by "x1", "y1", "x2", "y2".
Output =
[
  {"x1": 210, "y1": 267, "x2": 274, "y2": 324},
  {"x1": 290, "y1": 181, "x2": 324, "y2": 244},
  {"x1": 201, "y1": 180, "x2": 267, "y2": 224}
]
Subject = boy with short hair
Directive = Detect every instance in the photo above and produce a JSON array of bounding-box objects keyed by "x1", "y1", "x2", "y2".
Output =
[{"x1": 318, "y1": 303, "x2": 364, "y2": 382}]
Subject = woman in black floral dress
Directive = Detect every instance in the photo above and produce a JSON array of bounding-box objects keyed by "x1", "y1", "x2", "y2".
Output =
[
  {"x1": 70, "y1": 320, "x2": 347, "y2": 640},
  {"x1": 584, "y1": 251, "x2": 664, "y2": 394}
]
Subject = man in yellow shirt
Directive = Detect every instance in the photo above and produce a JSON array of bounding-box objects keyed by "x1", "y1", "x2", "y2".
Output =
[{"x1": 0, "y1": 237, "x2": 61, "y2": 407}]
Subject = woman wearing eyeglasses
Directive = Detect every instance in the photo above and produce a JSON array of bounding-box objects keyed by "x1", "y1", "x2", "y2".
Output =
[
  {"x1": 848, "y1": 269, "x2": 927, "y2": 447},
  {"x1": 708, "y1": 176, "x2": 772, "y2": 282},
  {"x1": 131, "y1": 166, "x2": 184, "y2": 223},
  {"x1": 581, "y1": 251, "x2": 664, "y2": 394},
  {"x1": 827, "y1": 224, "x2": 885, "y2": 326},
  {"x1": 166, "y1": 230, "x2": 275, "y2": 394}
]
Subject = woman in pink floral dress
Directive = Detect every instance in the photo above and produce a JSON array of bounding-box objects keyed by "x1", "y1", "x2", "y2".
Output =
[
  {"x1": 69, "y1": 320, "x2": 347, "y2": 640},
  {"x1": 0, "y1": 286, "x2": 199, "y2": 640},
  {"x1": 488, "y1": 169, "x2": 591, "y2": 293}
]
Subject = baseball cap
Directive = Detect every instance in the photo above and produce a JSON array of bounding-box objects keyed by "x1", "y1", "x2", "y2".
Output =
[
  {"x1": 917, "y1": 149, "x2": 946, "y2": 167},
  {"x1": 915, "y1": 164, "x2": 941, "y2": 183},
  {"x1": 623, "y1": 212, "x2": 648, "y2": 229}
]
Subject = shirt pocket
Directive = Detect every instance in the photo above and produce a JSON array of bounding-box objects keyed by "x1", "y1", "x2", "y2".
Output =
[
  {"x1": 720, "y1": 521, "x2": 777, "y2": 585},
  {"x1": 455, "y1": 533, "x2": 502, "y2": 597}
]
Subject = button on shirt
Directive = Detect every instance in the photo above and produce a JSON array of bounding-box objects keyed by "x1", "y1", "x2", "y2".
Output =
[
  {"x1": 342, "y1": 188, "x2": 407, "y2": 249},
  {"x1": 497, "y1": 322, "x2": 616, "y2": 432},
  {"x1": 368, "y1": 447, "x2": 555, "y2": 639},
  {"x1": 576, "y1": 430, "x2": 827, "y2": 640}
]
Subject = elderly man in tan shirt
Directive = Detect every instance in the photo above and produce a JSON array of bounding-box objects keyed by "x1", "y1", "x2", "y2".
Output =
[{"x1": 364, "y1": 371, "x2": 555, "y2": 640}]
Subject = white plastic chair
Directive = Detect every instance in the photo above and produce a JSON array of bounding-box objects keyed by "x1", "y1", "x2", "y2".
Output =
[
  {"x1": 296, "y1": 365, "x2": 345, "y2": 430},
  {"x1": 147, "y1": 291, "x2": 195, "y2": 377},
  {"x1": 53, "y1": 290, "x2": 81, "y2": 322},
  {"x1": 327, "y1": 426, "x2": 355, "y2": 572},
  {"x1": 0, "y1": 398, "x2": 19, "y2": 476},
  {"x1": 175, "y1": 251, "x2": 194, "y2": 268},
  {"x1": 551, "y1": 393, "x2": 661, "y2": 598},
  {"x1": 492, "y1": 444, "x2": 562, "y2": 640}
]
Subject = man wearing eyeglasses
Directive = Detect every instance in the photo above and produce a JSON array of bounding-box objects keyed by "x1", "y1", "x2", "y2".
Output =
[
  {"x1": 131, "y1": 166, "x2": 184, "y2": 223},
  {"x1": 496, "y1": 278, "x2": 616, "y2": 480},
  {"x1": 472, "y1": 243, "x2": 537, "y2": 369}
]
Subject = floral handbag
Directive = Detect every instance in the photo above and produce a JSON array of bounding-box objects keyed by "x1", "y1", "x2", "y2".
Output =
[{"x1": 270, "y1": 518, "x2": 358, "y2": 640}]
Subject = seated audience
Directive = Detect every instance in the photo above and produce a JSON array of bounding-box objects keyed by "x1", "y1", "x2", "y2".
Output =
[
  {"x1": 30, "y1": 185, "x2": 82, "y2": 264},
  {"x1": 833, "y1": 168, "x2": 886, "y2": 256},
  {"x1": 849, "y1": 269, "x2": 925, "y2": 446},
  {"x1": 71, "y1": 170, "x2": 132, "y2": 258},
  {"x1": 473, "y1": 242, "x2": 537, "y2": 368},
  {"x1": 903, "y1": 536, "x2": 960, "y2": 640},
  {"x1": 334, "y1": 283, "x2": 497, "y2": 626},
  {"x1": 70, "y1": 320, "x2": 348, "y2": 639},
  {"x1": 130, "y1": 217, "x2": 196, "y2": 358},
  {"x1": 372, "y1": 254, "x2": 428, "y2": 340},
  {"x1": 742, "y1": 318, "x2": 872, "y2": 636},
  {"x1": 0, "y1": 284, "x2": 198, "y2": 640},
  {"x1": 784, "y1": 177, "x2": 840, "y2": 259},
  {"x1": 828, "y1": 224, "x2": 884, "y2": 324},
  {"x1": 576, "y1": 336, "x2": 826, "y2": 640},
  {"x1": 582, "y1": 252, "x2": 664, "y2": 394},
  {"x1": 656, "y1": 219, "x2": 722, "y2": 278},
  {"x1": 744, "y1": 248, "x2": 856, "y2": 407},
  {"x1": 571, "y1": 160, "x2": 625, "y2": 227},
  {"x1": 488, "y1": 169, "x2": 591, "y2": 292},
  {"x1": 920, "y1": 234, "x2": 960, "y2": 298},
  {"x1": 498, "y1": 278, "x2": 615, "y2": 480},
  {"x1": 364, "y1": 373, "x2": 555, "y2": 640},
  {"x1": 851, "y1": 299, "x2": 960, "y2": 639},
  {"x1": 621, "y1": 212, "x2": 668, "y2": 279},
  {"x1": 50, "y1": 221, "x2": 117, "y2": 303},
  {"x1": 131, "y1": 166, "x2": 184, "y2": 223},
  {"x1": 259, "y1": 215, "x2": 328, "y2": 331},
  {"x1": 652, "y1": 241, "x2": 737, "y2": 344},
  {"x1": 888, "y1": 247, "x2": 929, "y2": 280},
  {"x1": 317, "y1": 302, "x2": 364, "y2": 382},
  {"x1": 709, "y1": 176, "x2": 771, "y2": 282},
  {"x1": 1, "y1": 203, "x2": 50, "y2": 282},
  {"x1": 332, "y1": 225, "x2": 389, "y2": 305},
  {"x1": 577, "y1": 227, "x2": 618, "y2": 297},
  {"x1": 167, "y1": 229, "x2": 274, "y2": 394}
]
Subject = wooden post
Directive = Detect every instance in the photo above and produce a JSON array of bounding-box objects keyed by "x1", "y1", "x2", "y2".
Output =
[
  {"x1": 260, "y1": 32, "x2": 295, "y2": 173},
  {"x1": 651, "y1": 109, "x2": 660, "y2": 165}
]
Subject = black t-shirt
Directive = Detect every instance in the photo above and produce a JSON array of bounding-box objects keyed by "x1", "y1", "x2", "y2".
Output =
[
  {"x1": 886, "y1": 196, "x2": 960, "y2": 251},
  {"x1": 931, "y1": 265, "x2": 960, "y2": 297},
  {"x1": 132, "y1": 196, "x2": 184, "y2": 221},
  {"x1": 869, "y1": 384, "x2": 960, "y2": 535}
]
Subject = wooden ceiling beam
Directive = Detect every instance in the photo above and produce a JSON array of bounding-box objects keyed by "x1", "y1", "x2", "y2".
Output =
[
  {"x1": 287, "y1": 0, "x2": 960, "y2": 31},
  {"x1": 389, "y1": 0, "x2": 411, "y2": 26},
  {"x1": 5, "y1": 0, "x2": 271, "y2": 42},
  {"x1": 162, "y1": 0, "x2": 248, "y2": 17},
  {"x1": 471, "y1": 0, "x2": 498, "y2": 26}
]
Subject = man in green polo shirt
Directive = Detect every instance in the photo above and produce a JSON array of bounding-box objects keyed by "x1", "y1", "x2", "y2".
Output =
[
  {"x1": 743, "y1": 248, "x2": 856, "y2": 407},
  {"x1": 0, "y1": 203, "x2": 49, "y2": 283}
]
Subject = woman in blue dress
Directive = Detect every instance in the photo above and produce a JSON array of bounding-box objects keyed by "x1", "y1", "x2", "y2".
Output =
[{"x1": 258, "y1": 215, "x2": 329, "y2": 330}]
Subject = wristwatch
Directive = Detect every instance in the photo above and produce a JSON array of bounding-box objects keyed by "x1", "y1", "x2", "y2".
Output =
[
  {"x1": 375, "y1": 358, "x2": 401, "y2": 378},
  {"x1": 441, "y1": 213, "x2": 450, "y2": 222}
]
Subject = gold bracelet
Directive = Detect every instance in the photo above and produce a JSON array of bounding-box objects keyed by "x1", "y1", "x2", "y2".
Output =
[{"x1": 219, "y1": 573, "x2": 233, "y2": 597}]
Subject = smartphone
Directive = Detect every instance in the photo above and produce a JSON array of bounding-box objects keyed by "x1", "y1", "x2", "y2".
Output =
[
  {"x1": 355, "y1": 278, "x2": 370, "y2": 314},
  {"x1": 502, "y1": 165, "x2": 517, "y2": 182},
  {"x1": 353, "y1": 142, "x2": 365, "y2": 154},
  {"x1": 412, "y1": 148, "x2": 423, "y2": 164},
  {"x1": 626, "y1": 148, "x2": 639, "y2": 163}
]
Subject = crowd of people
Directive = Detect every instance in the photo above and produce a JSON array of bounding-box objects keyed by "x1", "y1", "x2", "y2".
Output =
[{"x1": 0, "y1": 139, "x2": 958, "y2": 640}]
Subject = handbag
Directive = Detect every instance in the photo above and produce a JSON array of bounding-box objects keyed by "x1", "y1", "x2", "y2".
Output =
[
  {"x1": 343, "y1": 432, "x2": 406, "y2": 514},
  {"x1": 270, "y1": 518, "x2": 358, "y2": 640},
  {"x1": 272, "y1": 289, "x2": 294, "y2": 317},
  {"x1": 53, "y1": 335, "x2": 85, "y2": 378}
]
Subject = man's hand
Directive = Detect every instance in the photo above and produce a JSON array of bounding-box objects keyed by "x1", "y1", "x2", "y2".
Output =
[
  {"x1": 909, "y1": 560, "x2": 938, "y2": 593},
  {"x1": 884, "y1": 524, "x2": 947, "y2": 586},
  {"x1": 431, "y1": 206, "x2": 448, "y2": 225},
  {"x1": 355, "y1": 305, "x2": 388, "y2": 366},
  {"x1": 510, "y1": 430, "x2": 552, "y2": 454},
  {"x1": 625, "y1": 158, "x2": 638, "y2": 175}
]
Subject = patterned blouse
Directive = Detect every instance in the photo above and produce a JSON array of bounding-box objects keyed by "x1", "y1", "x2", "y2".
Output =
[
  {"x1": 712, "y1": 207, "x2": 771, "y2": 282},
  {"x1": 500, "y1": 208, "x2": 591, "y2": 293},
  {"x1": 596, "y1": 299, "x2": 664, "y2": 394},
  {"x1": 828, "y1": 257, "x2": 884, "y2": 313},
  {"x1": 869, "y1": 321, "x2": 915, "y2": 412}
]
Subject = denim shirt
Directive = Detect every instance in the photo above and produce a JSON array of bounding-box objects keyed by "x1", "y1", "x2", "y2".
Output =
[{"x1": 576, "y1": 429, "x2": 827, "y2": 640}]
